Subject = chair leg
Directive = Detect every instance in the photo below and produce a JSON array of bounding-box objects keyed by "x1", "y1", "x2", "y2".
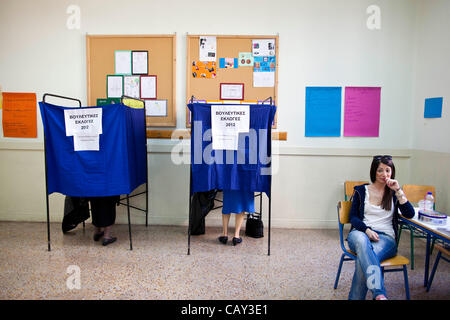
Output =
[
  {"x1": 426, "y1": 251, "x2": 442, "y2": 292},
  {"x1": 334, "y1": 254, "x2": 345, "y2": 289},
  {"x1": 403, "y1": 265, "x2": 410, "y2": 300}
]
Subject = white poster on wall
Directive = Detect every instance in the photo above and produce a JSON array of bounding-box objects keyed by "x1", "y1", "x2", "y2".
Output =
[
  {"x1": 252, "y1": 39, "x2": 276, "y2": 57},
  {"x1": 199, "y1": 36, "x2": 217, "y2": 62}
]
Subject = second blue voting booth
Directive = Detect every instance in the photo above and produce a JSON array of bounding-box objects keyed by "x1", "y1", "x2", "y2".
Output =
[
  {"x1": 187, "y1": 98, "x2": 276, "y2": 255},
  {"x1": 40, "y1": 94, "x2": 148, "y2": 251}
]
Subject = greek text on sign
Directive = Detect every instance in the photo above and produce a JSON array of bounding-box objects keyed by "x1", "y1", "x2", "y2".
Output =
[
  {"x1": 211, "y1": 105, "x2": 249, "y2": 133},
  {"x1": 211, "y1": 105, "x2": 249, "y2": 150},
  {"x1": 64, "y1": 108, "x2": 102, "y2": 136}
]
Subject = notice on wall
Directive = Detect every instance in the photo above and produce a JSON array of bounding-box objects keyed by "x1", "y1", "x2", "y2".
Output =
[
  {"x1": 252, "y1": 39, "x2": 276, "y2": 57},
  {"x1": 343, "y1": 87, "x2": 381, "y2": 137},
  {"x1": 253, "y1": 72, "x2": 275, "y2": 87},
  {"x1": 305, "y1": 87, "x2": 342, "y2": 137},
  {"x1": 211, "y1": 105, "x2": 249, "y2": 150},
  {"x1": 124, "y1": 75, "x2": 140, "y2": 99},
  {"x1": 238, "y1": 52, "x2": 254, "y2": 67},
  {"x1": 145, "y1": 99, "x2": 167, "y2": 117},
  {"x1": 115, "y1": 50, "x2": 132, "y2": 75},
  {"x1": 199, "y1": 36, "x2": 217, "y2": 62},
  {"x1": 2, "y1": 92, "x2": 37, "y2": 138},
  {"x1": 192, "y1": 61, "x2": 216, "y2": 79}
]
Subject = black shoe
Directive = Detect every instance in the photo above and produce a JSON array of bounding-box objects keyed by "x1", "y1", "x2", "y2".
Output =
[
  {"x1": 93, "y1": 231, "x2": 104, "y2": 241},
  {"x1": 232, "y1": 237, "x2": 242, "y2": 246},
  {"x1": 102, "y1": 237, "x2": 117, "y2": 246},
  {"x1": 218, "y1": 236, "x2": 228, "y2": 244}
]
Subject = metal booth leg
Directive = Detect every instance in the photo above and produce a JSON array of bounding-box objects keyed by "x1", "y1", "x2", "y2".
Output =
[{"x1": 127, "y1": 194, "x2": 133, "y2": 250}]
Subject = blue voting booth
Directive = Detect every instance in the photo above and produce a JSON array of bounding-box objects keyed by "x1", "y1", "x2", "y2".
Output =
[
  {"x1": 187, "y1": 100, "x2": 276, "y2": 255},
  {"x1": 40, "y1": 94, "x2": 148, "y2": 251}
]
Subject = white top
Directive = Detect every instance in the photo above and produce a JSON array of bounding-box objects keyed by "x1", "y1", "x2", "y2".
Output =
[{"x1": 363, "y1": 185, "x2": 395, "y2": 239}]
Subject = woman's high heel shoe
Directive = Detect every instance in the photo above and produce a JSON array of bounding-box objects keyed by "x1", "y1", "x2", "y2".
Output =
[
  {"x1": 232, "y1": 237, "x2": 242, "y2": 246},
  {"x1": 218, "y1": 236, "x2": 228, "y2": 244}
]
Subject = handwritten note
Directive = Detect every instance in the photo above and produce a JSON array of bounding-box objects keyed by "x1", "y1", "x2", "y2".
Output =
[
  {"x1": 344, "y1": 87, "x2": 381, "y2": 137},
  {"x1": 2, "y1": 92, "x2": 37, "y2": 138}
]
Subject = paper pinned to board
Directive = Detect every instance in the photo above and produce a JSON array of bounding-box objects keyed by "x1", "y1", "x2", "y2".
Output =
[
  {"x1": 253, "y1": 72, "x2": 275, "y2": 87},
  {"x1": 199, "y1": 36, "x2": 217, "y2": 62}
]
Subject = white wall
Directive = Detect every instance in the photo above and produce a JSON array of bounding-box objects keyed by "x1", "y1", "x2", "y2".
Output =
[
  {"x1": 411, "y1": 0, "x2": 450, "y2": 153},
  {"x1": 409, "y1": 0, "x2": 450, "y2": 213},
  {"x1": 0, "y1": 0, "x2": 448, "y2": 227}
]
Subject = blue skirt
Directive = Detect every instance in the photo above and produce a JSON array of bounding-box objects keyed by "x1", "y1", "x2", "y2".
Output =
[{"x1": 222, "y1": 190, "x2": 255, "y2": 214}]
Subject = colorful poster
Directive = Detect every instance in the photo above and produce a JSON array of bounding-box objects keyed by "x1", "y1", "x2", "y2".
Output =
[
  {"x1": 254, "y1": 56, "x2": 275, "y2": 72},
  {"x1": 199, "y1": 36, "x2": 217, "y2": 62},
  {"x1": 238, "y1": 52, "x2": 254, "y2": 67},
  {"x1": 219, "y1": 58, "x2": 238, "y2": 69},
  {"x1": 305, "y1": 87, "x2": 341, "y2": 137},
  {"x1": 424, "y1": 97, "x2": 443, "y2": 118},
  {"x1": 252, "y1": 39, "x2": 276, "y2": 57},
  {"x1": 192, "y1": 61, "x2": 217, "y2": 79},
  {"x1": 2, "y1": 92, "x2": 37, "y2": 138},
  {"x1": 343, "y1": 87, "x2": 381, "y2": 137}
]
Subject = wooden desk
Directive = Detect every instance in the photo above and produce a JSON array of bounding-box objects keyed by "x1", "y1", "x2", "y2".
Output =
[{"x1": 399, "y1": 209, "x2": 449, "y2": 287}]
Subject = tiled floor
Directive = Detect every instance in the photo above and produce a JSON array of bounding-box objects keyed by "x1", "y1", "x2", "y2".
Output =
[{"x1": 0, "y1": 221, "x2": 448, "y2": 300}]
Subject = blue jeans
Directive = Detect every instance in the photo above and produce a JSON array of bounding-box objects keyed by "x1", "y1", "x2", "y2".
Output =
[{"x1": 347, "y1": 230, "x2": 397, "y2": 300}]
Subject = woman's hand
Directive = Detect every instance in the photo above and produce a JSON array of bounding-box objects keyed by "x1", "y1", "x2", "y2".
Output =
[
  {"x1": 385, "y1": 178, "x2": 400, "y2": 191},
  {"x1": 365, "y1": 228, "x2": 379, "y2": 242}
]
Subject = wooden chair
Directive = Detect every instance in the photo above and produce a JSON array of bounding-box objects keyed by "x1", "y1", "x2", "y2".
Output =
[
  {"x1": 334, "y1": 201, "x2": 410, "y2": 300},
  {"x1": 426, "y1": 244, "x2": 450, "y2": 292},
  {"x1": 399, "y1": 185, "x2": 436, "y2": 269},
  {"x1": 344, "y1": 181, "x2": 369, "y2": 201}
]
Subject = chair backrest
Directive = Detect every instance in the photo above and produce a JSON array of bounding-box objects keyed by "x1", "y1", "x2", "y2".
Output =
[
  {"x1": 344, "y1": 181, "x2": 369, "y2": 200},
  {"x1": 337, "y1": 201, "x2": 354, "y2": 256},
  {"x1": 402, "y1": 185, "x2": 436, "y2": 204},
  {"x1": 338, "y1": 201, "x2": 352, "y2": 225}
]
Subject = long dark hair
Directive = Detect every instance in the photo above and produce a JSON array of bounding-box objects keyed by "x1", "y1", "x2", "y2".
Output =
[{"x1": 370, "y1": 156, "x2": 396, "y2": 211}]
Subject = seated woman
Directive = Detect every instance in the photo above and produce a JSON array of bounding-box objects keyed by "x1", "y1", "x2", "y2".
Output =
[{"x1": 348, "y1": 155, "x2": 415, "y2": 300}]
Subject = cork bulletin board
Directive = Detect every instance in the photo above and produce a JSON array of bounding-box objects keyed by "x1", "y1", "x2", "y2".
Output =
[
  {"x1": 186, "y1": 34, "x2": 279, "y2": 128},
  {"x1": 86, "y1": 34, "x2": 177, "y2": 127}
]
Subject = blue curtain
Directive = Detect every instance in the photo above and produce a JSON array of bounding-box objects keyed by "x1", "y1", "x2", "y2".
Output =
[
  {"x1": 188, "y1": 103, "x2": 276, "y2": 196},
  {"x1": 40, "y1": 102, "x2": 146, "y2": 197}
]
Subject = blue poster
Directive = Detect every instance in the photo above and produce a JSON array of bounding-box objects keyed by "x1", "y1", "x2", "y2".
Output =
[
  {"x1": 424, "y1": 97, "x2": 443, "y2": 118},
  {"x1": 305, "y1": 87, "x2": 342, "y2": 137},
  {"x1": 254, "y1": 56, "x2": 275, "y2": 72}
]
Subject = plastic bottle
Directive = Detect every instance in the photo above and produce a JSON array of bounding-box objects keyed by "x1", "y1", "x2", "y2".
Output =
[{"x1": 424, "y1": 192, "x2": 434, "y2": 212}]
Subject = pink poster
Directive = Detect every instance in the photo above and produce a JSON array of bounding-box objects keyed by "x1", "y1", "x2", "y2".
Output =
[{"x1": 344, "y1": 87, "x2": 381, "y2": 137}]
